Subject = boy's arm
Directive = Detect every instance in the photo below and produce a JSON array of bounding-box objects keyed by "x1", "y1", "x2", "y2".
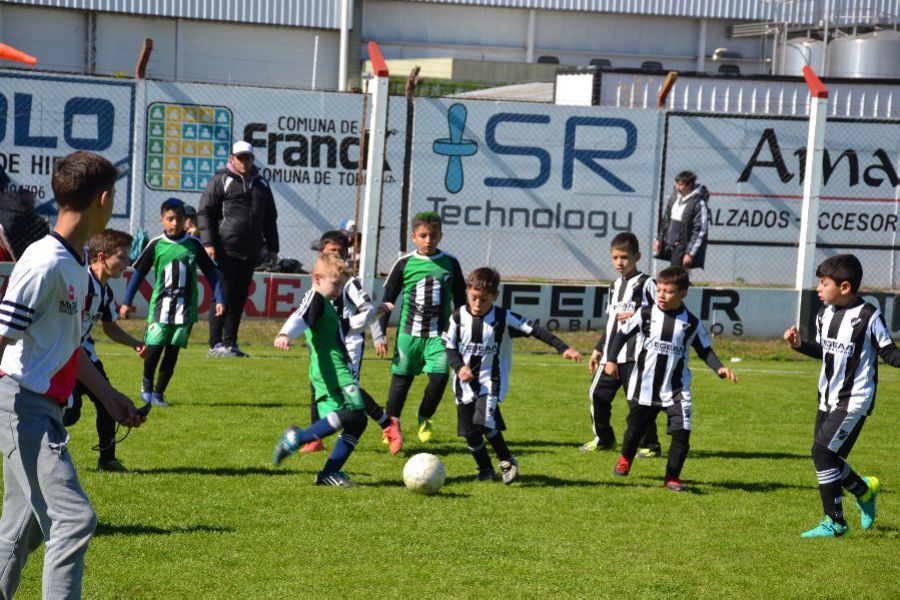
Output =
[
  {"x1": 450, "y1": 257, "x2": 467, "y2": 310},
  {"x1": 441, "y1": 313, "x2": 466, "y2": 372},
  {"x1": 344, "y1": 280, "x2": 388, "y2": 343},
  {"x1": 871, "y1": 311, "x2": 900, "y2": 367},
  {"x1": 507, "y1": 312, "x2": 569, "y2": 354},
  {"x1": 278, "y1": 293, "x2": 324, "y2": 341},
  {"x1": 643, "y1": 278, "x2": 657, "y2": 306},
  {"x1": 100, "y1": 321, "x2": 144, "y2": 352},
  {"x1": 192, "y1": 238, "x2": 225, "y2": 304},
  {"x1": 377, "y1": 256, "x2": 407, "y2": 333},
  {"x1": 122, "y1": 239, "x2": 157, "y2": 306},
  {"x1": 77, "y1": 353, "x2": 145, "y2": 427},
  {"x1": 794, "y1": 340, "x2": 823, "y2": 360},
  {"x1": 607, "y1": 309, "x2": 643, "y2": 356},
  {"x1": 691, "y1": 322, "x2": 737, "y2": 381}
]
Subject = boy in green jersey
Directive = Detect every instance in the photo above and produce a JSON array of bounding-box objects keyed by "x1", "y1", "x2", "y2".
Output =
[
  {"x1": 272, "y1": 254, "x2": 392, "y2": 487},
  {"x1": 121, "y1": 198, "x2": 224, "y2": 407},
  {"x1": 381, "y1": 211, "x2": 467, "y2": 443}
]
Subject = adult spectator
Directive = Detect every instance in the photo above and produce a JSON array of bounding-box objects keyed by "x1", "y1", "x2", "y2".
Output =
[
  {"x1": 654, "y1": 170, "x2": 709, "y2": 269},
  {"x1": 199, "y1": 141, "x2": 279, "y2": 357}
]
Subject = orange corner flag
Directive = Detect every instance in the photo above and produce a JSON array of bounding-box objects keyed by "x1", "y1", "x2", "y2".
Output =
[{"x1": 0, "y1": 42, "x2": 37, "y2": 66}]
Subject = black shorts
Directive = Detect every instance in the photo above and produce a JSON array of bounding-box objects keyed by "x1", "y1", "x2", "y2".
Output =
[
  {"x1": 814, "y1": 409, "x2": 866, "y2": 456},
  {"x1": 457, "y1": 395, "x2": 506, "y2": 437}
]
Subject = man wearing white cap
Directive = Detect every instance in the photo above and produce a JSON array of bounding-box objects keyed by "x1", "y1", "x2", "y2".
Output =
[{"x1": 199, "y1": 141, "x2": 279, "y2": 357}]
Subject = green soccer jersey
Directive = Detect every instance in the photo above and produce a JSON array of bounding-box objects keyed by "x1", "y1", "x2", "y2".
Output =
[
  {"x1": 280, "y1": 290, "x2": 357, "y2": 398},
  {"x1": 124, "y1": 233, "x2": 223, "y2": 325},
  {"x1": 382, "y1": 250, "x2": 466, "y2": 338}
]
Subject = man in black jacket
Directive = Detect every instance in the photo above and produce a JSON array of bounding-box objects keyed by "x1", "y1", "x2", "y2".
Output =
[
  {"x1": 199, "y1": 141, "x2": 279, "y2": 357},
  {"x1": 654, "y1": 171, "x2": 709, "y2": 270}
]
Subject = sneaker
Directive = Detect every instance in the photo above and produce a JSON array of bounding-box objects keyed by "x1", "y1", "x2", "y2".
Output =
[
  {"x1": 231, "y1": 344, "x2": 250, "y2": 357},
  {"x1": 636, "y1": 446, "x2": 662, "y2": 459},
  {"x1": 613, "y1": 455, "x2": 631, "y2": 476},
  {"x1": 499, "y1": 457, "x2": 519, "y2": 485},
  {"x1": 149, "y1": 392, "x2": 170, "y2": 408},
  {"x1": 664, "y1": 476, "x2": 685, "y2": 492},
  {"x1": 315, "y1": 471, "x2": 355, "y2": 487},
  {"x1": 475, "y1": 468, "x2": 496, "y2": 481},
  {"x1": 856, "y1": 476, "x2": 882, "y2": 530},
  {"x1": 580, "y1": 439, "x2": 599, "y2": 452},
  {"x1": 383, "y1": 417, "x2": 403, "y2": 454},
  {"x1": 97, "y1": 458, "x2": 128, "y2": 473},
  {"x1": 207, "y1": 343, "x2": 225, "y2": 358},
  {"x1": 417, "y1": 418, "x2": 434, "y2": 443},
  {"x1": 273, "y1": 426, "x2": 301, "y2": 465},
  {"x1": 801, "y1": 516, "x2": 848, "y2": 538},
  {"x1": 299, "y1": 440, "x2": 325, "y2": 453},
  {"x1": 220, "y1": 345, "x2": 249, "y2": 358}
]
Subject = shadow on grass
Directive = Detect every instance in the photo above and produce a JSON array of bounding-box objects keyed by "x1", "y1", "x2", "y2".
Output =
[
  {"x1": 95, "y1": 523, "x2": 234, "y2": 537},
  {"x1": 693, "y1": 479, "x2": 810, "y2": 493},
  {"x1": 189, "y1": 402, "x2": 297, "y2": 409},
  {"x1": 395, "y1": 443, "x2": 550, "y2": 458},
  {"x1": 130, "y1": 466, "x2": 321, "y2": 477},
  {"x1": 691, "y1": 450, "x2": 808, "y2": 460}
]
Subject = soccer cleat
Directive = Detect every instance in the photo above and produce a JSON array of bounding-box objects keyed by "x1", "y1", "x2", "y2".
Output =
[
  {"x1": 220, "y1": 345, "x2": 249, "y2": 358},
  {"x1": 315, "y1": 471, "x2": 355, "y2": 487},
  {"x1": 636, "y1": 446, "x2": 662, "y2": 459},
  {"x1": 801, "y1": 516, "x2": 848, "y2": 538},
  {"x1": 856, "y1": 476, "x2": 881, "y2": 530},
  {"x1": 383, "y1": 417, "x2": 403, "y2": 454},
  {"x1": 499, "y1": 457, "x2": 519, "y2": 485},
  {"x1": 613, "y1": 455, "x2": 631, "y2": 476},
  {"x1": 580, "y1": 439, "x2": 599, "y2": 452},
  {"x1": 273, "y1": 426, "x2": 302, "y2": 465},
  {"x1": 97, "y1": 458, "x2": 128, "y2": 473},
  {"x1": 207, "y1": 344, "x2": 225, "y2": 358},
  {"x1": 299, "y1": 440, "x2": 325, "y2": 453},
  {"x1": 149, "y1": 392, "x2": 170, "y2": 408},
  {"x1": 417, "y1": 418, "x2": 434, "y2": 443},
  {"x1": 231, "y1": 344, "x2": 250, "y2": 358},
  {"x1": 664, "y1": 476, "x2": 685, "y2": 492},
  {"x1": 475, "y1": 468, "x2": 496, "y2": 481}
]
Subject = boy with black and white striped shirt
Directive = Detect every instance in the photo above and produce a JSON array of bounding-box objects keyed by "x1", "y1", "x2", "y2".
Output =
[
  {"x1": 605, "y1": 266, "x2": 737, "y2": 491},
  {"x1": 443, "y1": 267, "x2": 581, "y2": 483},
  {"x1": 785, "y1": 254, "x2": 900, "y2": 538}
]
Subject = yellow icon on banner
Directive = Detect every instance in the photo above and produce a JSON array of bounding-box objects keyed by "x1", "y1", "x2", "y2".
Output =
[{"x1": 198, "y1": 141, "x2": 213, "y2": 157}]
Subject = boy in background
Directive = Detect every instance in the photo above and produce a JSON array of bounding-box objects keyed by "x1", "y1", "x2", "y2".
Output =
[{"x1": 120, "y1": 198, "x2": 224, "y2": 407}]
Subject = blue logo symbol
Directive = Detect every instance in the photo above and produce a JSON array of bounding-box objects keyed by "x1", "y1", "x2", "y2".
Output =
[{"x1": 433, "y1": 103, "x2": 478, "y2": 193}]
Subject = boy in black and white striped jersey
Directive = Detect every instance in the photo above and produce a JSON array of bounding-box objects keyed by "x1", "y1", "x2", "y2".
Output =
[
  {"x1": 443, "y1": 267, "x2": 582, "y2": 483},
  {"x1": 785, "y1": 254, "x2": 900, "y2": 538},
  {"x1": 605, "y1": 266, "x2": 737, "y2": 491},
  {"x1": 583, "y1": 232, "x2": 660, "y2": 454}
]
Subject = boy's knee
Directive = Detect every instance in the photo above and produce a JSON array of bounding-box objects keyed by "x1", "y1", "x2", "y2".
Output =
[
  {"x1": 464, "y1": 432, "x2": 483, "y2": 448},
  {"x1": 811, "y1": 442, "x2": 839, "y2": 471}
]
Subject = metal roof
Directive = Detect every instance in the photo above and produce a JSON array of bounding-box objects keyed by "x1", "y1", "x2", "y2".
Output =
[{"x1": 0, "y1": 0, "x2": 349, "y2": 30}]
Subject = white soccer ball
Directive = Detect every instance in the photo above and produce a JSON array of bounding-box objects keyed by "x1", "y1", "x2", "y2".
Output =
[{"x1": 403, "y1": 453, "x2": 446, "y2": 495}]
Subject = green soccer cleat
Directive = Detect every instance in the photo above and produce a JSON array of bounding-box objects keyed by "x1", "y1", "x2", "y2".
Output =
[
  {"x1": 800, "y1": 516, "x2": 848, "y2": 538},
  {"x1": 418, "y1": 418, "x2": 434, "y2": 443},
  {"x1": 580, "y1": 439, "x2": 599, "y2": 452},
  {"x1": 856, "y1": 476, "x2": 881, "y2": 530}
]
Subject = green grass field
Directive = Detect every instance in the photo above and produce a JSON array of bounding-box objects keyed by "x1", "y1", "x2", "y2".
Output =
[{"x1": 9, "y1": 323, "x2": 900, "y2": 598}]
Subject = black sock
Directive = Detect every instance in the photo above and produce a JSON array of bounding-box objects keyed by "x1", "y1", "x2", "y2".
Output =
[
  {"x1": 486, "y1": 430, "x2": 512, "y2": 462},
  {"x1": 840, "y1": 459, "x2": 869, "y2": 498},
  {"x1": 361, "y1": 389, "x2": 388, "y2": 426},
  {"x1": 469, "y1": 442, "x2": 493, "y2": 472},
  {"x1": 419, "y1": 372, "x2": 448, "y2": 420},
  {"x1": 143, "y1": 345, "x2": 165, "y2": 391},
  {"x1": 386, "y1": 375, "x2": 414, "y2": 419},
  {"x1": 153, "y1": 346, "x2": 180, "y2": 394},
  {"x1": 818, "y1": 481, "x2": 846, "y2": 524},
  {"x1": 666, "y1": 430, "x2": 691, "y2": 480}
]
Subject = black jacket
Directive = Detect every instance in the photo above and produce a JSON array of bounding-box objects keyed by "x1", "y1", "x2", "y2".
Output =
[
  {"x1": 198, "y1": 167, "x2": 279, "y2": 262},
  {"x1": 655, "y1": 184, "x2": 710, "y2": 269}
]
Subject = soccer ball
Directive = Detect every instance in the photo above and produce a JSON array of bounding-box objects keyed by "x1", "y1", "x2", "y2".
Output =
[{"x1": 403, "y1": 453, "x2": 446, "y2": 495}]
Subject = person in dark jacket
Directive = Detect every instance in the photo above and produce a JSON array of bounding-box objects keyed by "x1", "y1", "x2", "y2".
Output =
[
  {"x1": 199, "y1": 141, "x2": 279, "y2": 357},
  {"x1": 654, "y1": 171, "x2": 709, "y2": 270}
]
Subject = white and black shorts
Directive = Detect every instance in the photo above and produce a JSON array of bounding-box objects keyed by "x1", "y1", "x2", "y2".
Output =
[
  {"x1": 814, "y1": 409, "x2": 867, "y2": 456},
  {"x1": 457, "y1": 395, "x2": 506, "y2": 437}
]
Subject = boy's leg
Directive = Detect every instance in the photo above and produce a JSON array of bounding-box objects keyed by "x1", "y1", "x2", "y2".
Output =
[
  {"x1": 0, "y1": 379, "x2": 97, "y2": 598},
  {"x1": 386, "y1": 375, "x2": 415, "y2": 420},
  {"x1": 662, "y1": 398, "x2": 693, "y2": 487},
  {"x1": 585, "y1": 366, "x2": 621, "y2": 450},
  {"x1": 300, "y1": 383, "x2": 325, "y2": 454},
  {"x1": 386, "y1": 333, "x2": 423, "y2": 420},
  {"x1": 620, "y1": 402, "x2": 659, "y2": 462},
  {"x1": 321, "y1": 409, "x2": 368, "y2": 475},
  {"x1": 153, "y1": 345, "x2": 181, "y2": 395},
  {"x1": 85, "y1": 361, "x2": 118, "y2": 466},
  {"x1": 459, "y1": 403, "x2": 493, "y2": 477},
  {"x1": 142, "y1": 343, "x2": 165, "y2": 397},
  {"x1": 418, "y1": 337, "x2": 450, "y2": 424}
]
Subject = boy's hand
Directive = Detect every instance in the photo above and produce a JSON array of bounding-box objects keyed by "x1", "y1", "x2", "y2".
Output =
[
  {"x1": 717, "y1": 367, "x2": 738, "y2": 383},
  {"x1": 458, "y1": 366, "x2": 474, "y2": 382},
  {"x1": 105, "y1": 391, "x2": 147, "y2": 428},
  {"x1": 134, "y1": 343, "x2": 147, "y2": 359},
  {"x1": 563, "y1": 348, "x2": 582, "y2": 362},
  {"x1": 205, "y1": 246, "x2": 216, "y2": 261},
  {"x1": 374, "y1": 342, "x2": 388, "y2": 358},
  {"x1": 783, "y1": 326, "x2": 801, "y2": 348},
  {"x1": 274, "y1": 334, "x2": 291, "y2": 351},
  {"x1": 604, "y1": 361, "x2": 619, "y2": 379},
  {"x1": 588, "y1": 349, "x2": 603, "y2": 374},
  {"x1": 118, "y1": 304, "x2": 135, "y2": 319},
  {"x1": 215, "y1": 303, "x2": 225, "y2": 317},
  {"x1": 376, "y1": 302, "x2": 394, "y2": 315},
  {"x1": 617, "y1": 311, "x2": 634, "y2": 323}
]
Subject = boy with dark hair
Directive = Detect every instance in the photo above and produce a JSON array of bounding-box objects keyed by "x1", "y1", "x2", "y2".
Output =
[
  {"x1": 272, "y1": 254, "x2": 392, "y2": 486},
  {"x1": 0, "y1": 151, "x2": 146, "y2": 598},
  {"x1": 381, "y1": 211, "x2": 466, "y2": 442},
  {"x1": 301, "y1": 230, "x2": 402, "y2": 454},
  {"x1": 606, "y1": 266, "x2": 737, "y2": 491},
  {"x1": 444, "y1": 267, "x2": 582, "y2": 483},
  {"x1": 784, "y1": 253, "x2": 899, "y2": 537},
  {"x1": 65, "y1": 228, "x2": 147, "y2": 472},
  {"x1": 583, "y1": 232, "x2": 660, "y2": 455},
  {"x1": 120, "y1": 197, "x2": 224, "y2": 407}
]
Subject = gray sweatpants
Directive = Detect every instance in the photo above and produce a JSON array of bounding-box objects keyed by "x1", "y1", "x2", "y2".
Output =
[{"x1": 0, "y1": 376, "x2": 97, "y2": 599}]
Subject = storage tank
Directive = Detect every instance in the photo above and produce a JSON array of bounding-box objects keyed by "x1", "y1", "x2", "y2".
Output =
[
  {"x1": 827, "y1": 30, "x2": 900, "y2": 79},
  {"x1": 782, "y1": 37, "x2": 825, "y2": 76}
]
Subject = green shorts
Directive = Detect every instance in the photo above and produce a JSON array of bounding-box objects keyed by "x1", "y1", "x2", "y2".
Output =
[
  {"x1": 316, "y1": 383, "x2": 366, "y2": 415},
  {"x1": 145, "y1": 322, "x2": 193, "y2": 348},
  {"x1": 391, "y1": 333, "x2": 449, "y2": 376}
]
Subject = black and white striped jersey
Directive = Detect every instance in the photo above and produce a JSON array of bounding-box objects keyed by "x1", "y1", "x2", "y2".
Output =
[
  {"x1": 333, "y1": 276, "x2": 386, "y2": 374},
  {"x1": 812, "y1": 300, "x2": 896, "y2": 415},
  {"x1": 610, "y1": 304, "x2": 722, "y2": 407},
  {"x1": 443, "y1": 305, "x2": 568, "y2": 405},
  {"x1": 80, "y1": 269, "x2": 117, "y2": 364},
  {"x1": 595, "y1": 272, "x2": 656, "y2": 365}
]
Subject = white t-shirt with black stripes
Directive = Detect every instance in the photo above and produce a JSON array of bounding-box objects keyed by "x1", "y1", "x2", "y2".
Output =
[
  {"x1": 333, "y1": 276, "x2": 386, "y2": 372},
  {"x1": 442, "y1": 305, "x2": 535, "y2": 405},
  {"x1": 815, "y1": 300, "x2": 894, "y2": 415},
  {"x1": 80, "y1": 268, "x2": 118, "y2": 364},
  {"x1": 600, "y1": 272, "x2": 656, "y2": 365}
]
